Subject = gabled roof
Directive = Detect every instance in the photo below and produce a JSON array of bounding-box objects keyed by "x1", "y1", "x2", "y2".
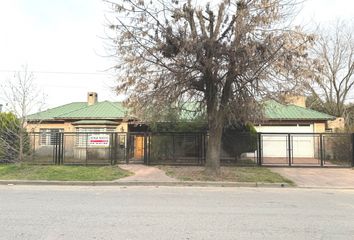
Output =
[
  {"x1": 28, "y1": 99, "x2": 335, "y2": 122},
  {"x1": 27, "y1": 101, "x2": 129, "y2": 121},
  {"x1": 264, "y1": 100, "x2": 335, "y2": 121}
]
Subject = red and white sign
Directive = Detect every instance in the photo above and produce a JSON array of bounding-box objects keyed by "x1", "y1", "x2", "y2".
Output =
[{"x1": 88, "y1": 135, "x2": 110, "y2": 146}]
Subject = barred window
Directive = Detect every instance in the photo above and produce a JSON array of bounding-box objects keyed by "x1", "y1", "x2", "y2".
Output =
[
  {"x1": 40, "y1": 129, "x2": 64, "y2": 146},
  {"x1": 75, "y1": 127, "x2": 115, "y2": 147}
]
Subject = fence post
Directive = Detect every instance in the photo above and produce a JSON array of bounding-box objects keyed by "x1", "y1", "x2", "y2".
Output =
[
  {"x1": 126, "y1": 133, "x2": 130, "y2": 164},
  {"x1": 257, "y1": 133, "x2": 262, "y2": 166},
  {"x1": 32, "y1": 133, "x2": 36, "y2": 162},
  {"x1": 143, "y1": 133, "x2": 148, "y2": 165},
  {"x1": 351, "y1": 133, "x2": 354, "y2": 167},
  {"x1": 288, "y1": 133, "x2": 292, "y2": 167},
  {"x1": 85, "y1": 133, "x2": 88, "y2": 166},
  {"x1": 172, "y1": 133, "x2": 176, "y2": 163},
  {"x1": 110, "y1": 133, "x2": 115, "y2": 165},
  {"x1": 148, "y1": 134, "x2": 151, "y2": 165},
  {"x1": 53, "y1": 133, "x2": 57, "y2": 165},
  {"x1": 60, "y1": 132, "x2": 64, "y2": 165},
  {"x1": 319, "y1": 133, "x2": 324, "y2": 167}
]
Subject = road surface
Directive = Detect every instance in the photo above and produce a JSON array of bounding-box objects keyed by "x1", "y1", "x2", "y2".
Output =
[{"x1": 0, "y1": 185, "x2": 353, "y2": 240}]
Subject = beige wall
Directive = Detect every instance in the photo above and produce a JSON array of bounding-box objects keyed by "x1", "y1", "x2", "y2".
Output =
[
  {"x1": 327, "y1": 117, "x2": 345, "y2": 131},
  {"x1": 26, "y1": 122, "x2": 74, "y2": 132},
  {"x1": 314, "y1": 122, "x2": 326, "y2": 133},
  {"x1": 26, "y1": 121, "x2": 129, "y2": 152},
  {"x1": 116, "y1": 122, "x2": 128, "y2": 132},
  {"x1": 26, "y1": 121, "x2": 129, "y2": 133}
]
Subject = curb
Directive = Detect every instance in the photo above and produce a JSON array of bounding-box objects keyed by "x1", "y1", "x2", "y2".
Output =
[{"x1": 0, "y1": 180, "x2": 290, "y2": 188}]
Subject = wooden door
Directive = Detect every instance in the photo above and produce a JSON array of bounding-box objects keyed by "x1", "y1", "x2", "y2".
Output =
[{"x1": 134, "y1": 136, "x2": 144, "y2": 160}]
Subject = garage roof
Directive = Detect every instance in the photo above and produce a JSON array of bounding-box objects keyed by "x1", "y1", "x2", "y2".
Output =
[{"x1": 264, "y1": 100, "x2": 335, "y2": 120}]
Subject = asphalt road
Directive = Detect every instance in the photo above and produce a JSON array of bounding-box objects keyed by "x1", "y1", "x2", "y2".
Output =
[{"x1": 0, "y1": 185, "x2": 354, "y2": 240}]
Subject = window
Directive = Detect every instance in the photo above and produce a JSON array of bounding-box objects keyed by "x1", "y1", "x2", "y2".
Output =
[
  {"x1": 40, "y1": 129, "x2": 64, "y2": 146},
  {"x1": 75, "y1": 127, "x2": 115, "y2": 147}
]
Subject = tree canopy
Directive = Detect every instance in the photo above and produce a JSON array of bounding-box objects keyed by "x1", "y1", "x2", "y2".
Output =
[
  {"x1": 306, "y1": 21, "x2": 354, "y2": 118},
  {"x1": 107, "y1": 0, "x2": 314, "y2": 172}
]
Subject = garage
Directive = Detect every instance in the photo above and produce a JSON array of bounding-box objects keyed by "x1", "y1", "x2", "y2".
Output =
[{"x1": 254, "y1": 124, "x2": 315, "y2": 158}]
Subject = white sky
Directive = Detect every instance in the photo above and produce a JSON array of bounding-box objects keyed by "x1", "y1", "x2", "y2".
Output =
[{"x1": 0, "y1": 0, "x2": 353, "y2": 112}]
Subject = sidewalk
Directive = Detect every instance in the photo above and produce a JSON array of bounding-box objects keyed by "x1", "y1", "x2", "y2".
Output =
[
  {"x1": 116, "y1": 164, "x2": 177, "y2": 182},
  {"x1": 270, "y1": 168, "x2": 354, "y2": 188}
]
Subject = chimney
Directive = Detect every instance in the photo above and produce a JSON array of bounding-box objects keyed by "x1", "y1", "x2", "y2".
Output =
[
  {"x1": 283, "y1": 94, "x2": 307, "y2": 108},
  {"x1": 87, "y1": 92, "x2": 98, "y2": 106},
  {"x1": 0, "y1": 104, "x2": 2, "y2": 112}
]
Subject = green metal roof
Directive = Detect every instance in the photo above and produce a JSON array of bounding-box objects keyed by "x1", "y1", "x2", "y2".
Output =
[
  {"x1": 27, "y1": 102, "x2": 87, "y2": 121},
  {"x1": 28, "y1": 99, "x2": 335, "y2": 122},
  {"x1": 58, "y1": 101, "x2": 127, "y2": 119},
  {"x1": 264, "y1": 100, "x2": 335, "y2": 120},
  {"x1": 72, "y1": 120, "x2": 119, "y2": 125},
  {"x1": 28, "y1": 101, "x2": 129, "y2": 121}
]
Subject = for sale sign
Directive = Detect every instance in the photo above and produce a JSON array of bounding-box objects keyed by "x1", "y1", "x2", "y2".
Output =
[{"x1": 88, "y1": 135, "x2": 110, "y2": 146}]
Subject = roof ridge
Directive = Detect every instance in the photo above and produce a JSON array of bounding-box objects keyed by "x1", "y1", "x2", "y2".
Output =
[
  {"x1": 287, "y1": 103, "x2": 334, "y2": 118},
  {"x1": 105, "y1": 101, "x2": 127, "y2": 115},
  {"x1": 264, "y1": 99, "x2": 335, "y2": 120},
  {"x1": 55, "y1": 103, "x2": 91, "y2": 118},
  {"x1": 28, "y1": 102, "x2": 85, "y2": 118},
  {"x1": 54, "y1": 101, "x2": 128, "y2": 119}
]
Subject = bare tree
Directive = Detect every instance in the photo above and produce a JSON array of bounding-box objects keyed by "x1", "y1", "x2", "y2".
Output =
[
  {"x1": 306, "y1": 21, "x2": 354, "y2": 117},
  {"x1": 0, "y1": 66, "x2": 45, "y2": 162},
  {"x1": 106, "y1": 0, "x2": 313, "y2": 173}
]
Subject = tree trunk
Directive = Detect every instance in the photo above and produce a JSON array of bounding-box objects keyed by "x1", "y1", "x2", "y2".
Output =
[
  {"x1": 205, "y1": 120, "x2": 223, "y2": 174},
  {"x1": 19, "y1": 129, "x2": 23, "y2": 162}
]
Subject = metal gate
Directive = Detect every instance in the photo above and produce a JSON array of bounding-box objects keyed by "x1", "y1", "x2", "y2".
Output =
[{"x1": 257, "y1": 133, "x2": 354, "y2": 167}]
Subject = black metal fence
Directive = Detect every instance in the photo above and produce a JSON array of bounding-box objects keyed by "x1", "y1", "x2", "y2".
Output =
[
  {"x1": 19, "y1": 132, "x2": 354, "y2": 167},
  {"x1": 258, "y1": 133, "x2": 354, "y2": 167}
]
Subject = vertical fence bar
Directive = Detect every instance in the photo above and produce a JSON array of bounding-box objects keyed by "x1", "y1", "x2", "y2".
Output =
[
  {"x1": 54, "y1": 132, "x2": 58, "y2": 165},
  {"x1": 148, "y1": 134, "x2": 151, "y2": 165},
  {"x1": 126, "y1": 133, "x2": 130, "y2": 164},
  {"x1": 195, "y1": 133, "x2": 198, "y2": 165},
  {"x1": 143, "y1": 133, "x2": 147, "y2": 165},
  {"x1": 60, "y1": 133, "x2": 64, "y2": 165},
  {"x1": 288, "y1": 133, "x2": 292, "y2": 167},
  {"x1": 85, "y1": 133, "x2": 88, "y2": 166},
  {"x1": 58, "y1": 133, "x2": 61, "y2": 165},
  {"x1": 172, "y1": 133, "x2": 175, "y2": 163},
  {"x1": 57, "y1": 133, "x2": 60, "y2": 165},
  {"x1": 257, "y1": 133, "x2": 262, "y2": 166},
  {"x1": 199, "y1": 133, "x2": 202, "y2": 165},
  {"x1": 110, "y1": 133, "x2": 113, "y2": 165},
  {"x1": 52, "y1": 133, "x2": 56, "y2": 164},
  {"x1": 32, "y1": 133, "x2": 36, "y2": 163},
  {"x1": 351, "y1": 133, "x2": 354, "y2": 167},
  {"x1": 320, "y1": 133, "x2": 324, "y2": 167},
  {"x1": 115, "y1": 133, "x2": 118, "y2": 165}
]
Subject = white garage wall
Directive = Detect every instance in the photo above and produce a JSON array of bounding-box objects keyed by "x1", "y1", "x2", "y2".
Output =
[{"x1": 255, "y1": 124, "x2": 315, "y2": 158}]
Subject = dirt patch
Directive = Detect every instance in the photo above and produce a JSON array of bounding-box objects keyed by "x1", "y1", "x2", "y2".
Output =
[{"x1": 159, "y1": 165, "x2": 293, "y2": 184}]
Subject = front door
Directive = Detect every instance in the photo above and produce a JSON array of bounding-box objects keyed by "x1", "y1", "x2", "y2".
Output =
[{"x1": 134, "y1": 136, "x2": 144, "y2": 160}]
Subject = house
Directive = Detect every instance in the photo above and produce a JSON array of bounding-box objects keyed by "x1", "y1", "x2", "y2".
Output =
[
  {"x1": 27, "y1": 92, "x2": 337, "y2": 162},
  {"x1": 27, "y1": 92, "x2": 132, "y2": 134},
  {"x1": 254, "y1": 95, "x2": 336, "y2": 159},
  {"x1": 27, "y1": 92, "x2": 144, "y2": 162}
]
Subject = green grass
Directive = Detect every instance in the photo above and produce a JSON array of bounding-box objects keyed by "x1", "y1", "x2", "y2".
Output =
[
  {"x1": 0, "y1": 164, "x2": 132, "y2": 181},
  {"x1": 159, "y1": 166, "x2": 294, "y2": 185}
]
